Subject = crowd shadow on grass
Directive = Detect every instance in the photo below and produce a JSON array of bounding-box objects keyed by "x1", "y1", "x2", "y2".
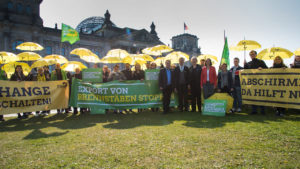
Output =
[{"x1": 0, "y1": 107, "x2": 299, "y2": 139}]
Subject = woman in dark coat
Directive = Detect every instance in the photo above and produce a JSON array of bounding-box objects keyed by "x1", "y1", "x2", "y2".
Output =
[{"x1": 10, "y1": 65, "x2": 28, "y2": 119}]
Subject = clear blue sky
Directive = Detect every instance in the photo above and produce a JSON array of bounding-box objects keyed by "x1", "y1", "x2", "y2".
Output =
[{"x1": 40, "y1": 0, "x2": 300, "y2": 67}]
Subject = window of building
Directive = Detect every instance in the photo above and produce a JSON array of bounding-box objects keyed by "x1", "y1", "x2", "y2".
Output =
[
  {"x1": 7, "y1": 2, "x2": 13, "y2": 10},
  {"x1": 26, "y1": 5, "x2": 31, "y2": 15},
  {"x1": 46, "y1": 46, "x2": 52, "y2": 55},
  {"x1": 61, "y1": 48, "x2": 65, "y2": 56},
  {"x1": 17, "y1": 3, "x2": 23, "y2": 13},
  {"x1": 12, "y1": 40, "x2": 24, "y2": 51}
]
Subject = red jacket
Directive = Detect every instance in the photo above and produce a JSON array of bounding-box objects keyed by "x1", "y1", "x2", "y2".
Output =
[{"x1": 201, "y1": 66, "x2": 217, "y2": 88}]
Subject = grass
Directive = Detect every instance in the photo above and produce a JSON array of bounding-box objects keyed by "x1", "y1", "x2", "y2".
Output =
[{"x1": 0, "y1": 108, "x2": 299, "y2": 168}]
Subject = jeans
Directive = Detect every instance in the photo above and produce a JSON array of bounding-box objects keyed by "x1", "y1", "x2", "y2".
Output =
[{"x1": 233, "y1": 86, "x2": 242, "y2": 109}]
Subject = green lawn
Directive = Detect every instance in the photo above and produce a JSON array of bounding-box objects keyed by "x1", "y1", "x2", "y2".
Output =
[{"x1": 0, "y1": 108, "x2": 299, "y2": 168}]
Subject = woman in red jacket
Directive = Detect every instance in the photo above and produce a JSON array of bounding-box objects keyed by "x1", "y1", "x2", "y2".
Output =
[{"x1": 201, "y1": 58, "x2": 217, "y2": 99}]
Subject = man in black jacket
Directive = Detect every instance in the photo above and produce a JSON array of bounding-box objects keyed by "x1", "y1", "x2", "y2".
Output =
[
  {"x1": 188, "y1": 56, "x2": 202, "y2": 112},
  {"x1": 159, "y1": 60, "x2": 174, "y2": 114},
  {"x1": 244, "y1": 50, "x2": 268, "y2": 115},
  {"x1": 121, "y1": 63, "x2": 133, "y2": 80},
  {"x1": 174, "y1": 57, "x2": 189, "y2": 112}
]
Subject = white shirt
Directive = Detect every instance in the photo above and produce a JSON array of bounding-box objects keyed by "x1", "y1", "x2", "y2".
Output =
[{"x1": 207, "y1": 69, "x2": 209, "y2": 81}]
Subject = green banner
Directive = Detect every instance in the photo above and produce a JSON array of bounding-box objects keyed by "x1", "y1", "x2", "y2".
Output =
[
  {"x1": 145, "y1": 69, "x2": 159, "y2": 81},
  {"x1": 70, "y1": 79, "x2": 178, "y2": 109},
  {"x1": 82, "y1": 68, "x2": 103, "y2": 83},
  {"x1": 203, "y1": 99, "x2": 227, "y2": 117}
]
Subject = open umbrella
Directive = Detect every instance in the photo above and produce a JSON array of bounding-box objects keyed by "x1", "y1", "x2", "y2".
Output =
[
  {"x1": 17, "y1": 52, "x2": 42, "y2": 61},
  {"x1": 2, "y1": 62, "x2": 31, "y2": 78},
  {"x1": 230, "y1": 40, "x2": 261, "y2": 60},
  {"x1": 124, "y1": 57, "x2": 147, "y2": 65},
  {"x1": 31, "y1": 59, "x2": 50, "y2": 69},
  {"x1": 165, "y1": 51, "x2": 189, "y2": 64},
  {"x1": 16, "y1": 42, "x2": 44, "y2": 51},
  {"x1": 100, "y1": 55, "x2": 132, "y2": 64},
  {"x1": 106, "y1": 49, "x2": 130, "y2": 59},
  {"x1": 197, "y1": 54, "x2": 218, "y2": 62},
  {"x1": 294, "y1": 48, "x2": 300, "y2": 56},
  {"x1": 0, "y1": 52, "x2": 20, "y2": 64},
  {"x1": 130, "y1": 54, "x2": 154, "y2": 62},
  {"x1": 257, "y1": 47, "x2": 293, "y2": 60},
  {"x1": 70, "y1": 48, "x2": 94, "y2": 56},
  {"x1": 142, "y1": 45, "x2": 173, "y2": 56},
  {"x1": 61, "y1": 61, "x2": 87, "y2": 72},
  {"x1": 79, "y1": 54, "x2": 101, "y2": 63},
  {"x1": 153, "y1": 57, "x2": 166, "y2": 66},
  {"x1": 44, "y1": 54, "x2": 68, "y2": 65}
]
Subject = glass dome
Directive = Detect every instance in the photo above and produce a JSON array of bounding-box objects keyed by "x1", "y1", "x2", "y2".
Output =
[{"x1": 76, "y1": 16, "x2": 116, "y2": 34}]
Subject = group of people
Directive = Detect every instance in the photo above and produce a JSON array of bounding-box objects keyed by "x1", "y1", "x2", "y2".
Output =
[
  {"x1": 159, "y1": 50, "x2": 300, "y2": 116},
  {"x1": 1, "y1": 50, "x2": 299, "y2": 121}
]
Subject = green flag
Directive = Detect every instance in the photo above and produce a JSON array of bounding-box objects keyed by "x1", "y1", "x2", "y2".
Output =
[
  {"x1": 221, "y1": 37, "x2": 230, "y2": 69},
  {"x1": 61, "y1": 23, "x2": 80, "y2": 44}
]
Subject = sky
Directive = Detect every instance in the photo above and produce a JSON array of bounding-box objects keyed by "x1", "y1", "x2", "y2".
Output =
[{"x1": 40, "y1": 0, "x2": 300, "y2": 67}]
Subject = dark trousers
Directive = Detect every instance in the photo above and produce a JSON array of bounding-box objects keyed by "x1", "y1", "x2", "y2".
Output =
[
  {"x1": 191, "y1": 85, "x2": 201, "y2": 112},
  {"x1": 177, "y1": 84, "x2": 188, "y2": 110},
  {"x1": 162, "y1": 85, "x2": 173, "y2": 113}
]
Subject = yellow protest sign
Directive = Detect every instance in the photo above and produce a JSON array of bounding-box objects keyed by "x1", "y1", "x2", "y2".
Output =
[
  {"x1": 240, "y1": 69, "x2": 300, "y2": 109},
  {"x1": 0, "y1": 80, "x2": 69, "y2": 115}
]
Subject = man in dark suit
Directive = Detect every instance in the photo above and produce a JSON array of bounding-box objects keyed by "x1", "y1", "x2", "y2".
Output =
[
  {"x1": 174, "y1": 57, "x2": 189, "y2": 112},
  {"x1": 159, "y1": 60, "x2": 174, "y2": 114},
  {"x1": 188, "y1": 56, "x2": 202, "y2": 112}
]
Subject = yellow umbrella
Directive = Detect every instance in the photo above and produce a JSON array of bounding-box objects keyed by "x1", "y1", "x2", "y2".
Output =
[
  {"x1": 70, "y1": 48, "x2": 95, "y2": 56},
  {"x1": 165, "y1": 51, "x2": 189, "y2": 64},
  {"x1": 106, "y1": 49, "x2": 130, "y2": 59},
  {"x1": 16, "y1": 42, "x2": 44, "y2": 51},
  {"x1": 31, "y1": 59, "x2": 50, "y2": 69},
  {"x1": 142, "y1": 45, "x2": 173, "y2": 56},
  {"x1": 257, "y1": 47, "x2": 294, "y2": 60},
  {"x1": 79, "y1": 54, "x2": 101, "y2": 63},
  {"x1": 17, "y1": 52, "x2": 42, "y2": 61},
  {"x1": 100, "y1": 55, "x2": 132, "y2": 64},
  {"x1": 208, "y1": 93, "x2": 233, "y2": 112},
  {"x1": 44, "y1": 54, "x2": 68, "y2": 64},
  {"x1": 197, "y1": 54, "x2": 218, "y2": 62},
  {"x1": 124, "y1": 57, "x2": 147, "y2": 65},
  {"x1": 0, "y1": 52, "x2": 20, "y2": 64},
  {"x1": 61, "y1": 61, "x2": 87, "y2": 72},
  {"x1": 294, "y1": 48, "x2": 300, "y2": 56},
  {"x1": 153, "y1": 57, "x2": 166, "y2": 66},
  {"x1": 230, "y1": 40, "x2": 261, "y2": 60},
  {"x1": 2, "y1": 62, "x2": 31, "y2": 78},
  {"x1": 130, "y1": 54, "x2": 154, "y2": 62}
]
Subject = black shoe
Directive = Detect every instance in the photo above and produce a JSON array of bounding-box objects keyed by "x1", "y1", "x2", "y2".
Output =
[
  {"x1": 0, "y1": 118, "x2": 5, "y2": 122},
  {"x1": 251, "y1": 112, "x2": 257, "y2": 115},
  {"x1": 190, "y1": 109, "x2": 196, "y2": 112}
]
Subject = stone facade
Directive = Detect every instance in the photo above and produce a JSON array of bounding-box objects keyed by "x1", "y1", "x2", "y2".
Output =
[{"x1": 171, "y1": 33, "x2": 201, "y2": 58}]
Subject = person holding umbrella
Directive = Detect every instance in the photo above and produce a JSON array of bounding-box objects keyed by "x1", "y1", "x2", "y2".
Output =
[
  {"x1": 244, "y1": 50, "x2": 268, "y2": 115},
  {"x1": 51, "y1": 63, "x2": 68, "y2": 114},
  {"x1": 271, "y1": 56, "x2": 287, "y2": 116}
]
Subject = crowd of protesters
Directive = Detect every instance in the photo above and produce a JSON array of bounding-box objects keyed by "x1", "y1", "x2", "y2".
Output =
[{"x1": 0, "y1": 50, "x2": 299, "y2": 121}]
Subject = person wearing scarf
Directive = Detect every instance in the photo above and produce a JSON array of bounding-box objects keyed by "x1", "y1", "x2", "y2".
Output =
[
  {"x1": 271, "y1": 56, "x2": 287, "y2": 116},
  {"x1": 217, "y1": 63, "x2": 232, "y2": 93}
]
